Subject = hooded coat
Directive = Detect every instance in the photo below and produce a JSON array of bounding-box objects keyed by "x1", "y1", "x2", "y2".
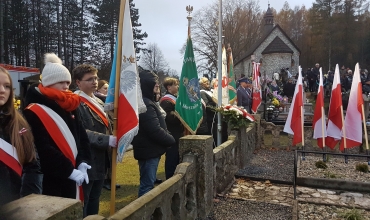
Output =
[{"x1": 132, "y1": 71, "x2": 175, "y2": 160}]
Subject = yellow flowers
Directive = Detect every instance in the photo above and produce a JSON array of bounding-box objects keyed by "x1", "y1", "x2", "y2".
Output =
[
  {"x1": 14, "y1": 98, "x2": 21, "y2": 110},
  {"x1": 271, "y1": 98, "x2": 280, "y2": 107}
]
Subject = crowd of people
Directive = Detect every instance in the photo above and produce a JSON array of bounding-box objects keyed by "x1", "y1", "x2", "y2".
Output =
[{"x1": 5, "y1": 51, "x2": 370, "y2": 216}]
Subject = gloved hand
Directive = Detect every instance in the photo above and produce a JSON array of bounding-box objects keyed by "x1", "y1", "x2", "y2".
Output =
[
  {"x1": 68, "y1": 169, "x2": 85, "y2": 186},
  {"x1": 78, "y1": 162, "x2": 91, "y2": 184},
  {"x1": 109, "y1": 135, "x2": 117, "y2": 148}
]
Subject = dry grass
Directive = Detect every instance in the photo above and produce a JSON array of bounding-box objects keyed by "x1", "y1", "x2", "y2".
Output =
[{"x1": 98, "y1": 150, "x2": 165, "y2": 217}]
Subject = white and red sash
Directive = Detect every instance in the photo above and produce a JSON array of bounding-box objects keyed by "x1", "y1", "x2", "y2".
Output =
[
  {"x1": 25, "y1": 103, "x2": 83, "y2": 201},
  {"x1": 0, "y1": 138, "x2": 22, "y2": 177},
  {"x1": 160, "y1": 94, "x2": 177, "y2": 105},
  {"x1": 75, "y1": 91, "x2": 109, "y2": 128}
]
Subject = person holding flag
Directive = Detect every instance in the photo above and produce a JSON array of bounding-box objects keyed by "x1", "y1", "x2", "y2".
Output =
[
  {"x1": 132, "y1": 70, "x2": 175, "y2": 197},
  {"x1": 237, "y1": 78, "x2": 253, "y2": 113},
  {"x1": 326, "y1": 64, "x2": 343, "y2": 149},
  {"x1": 72, "y1": 64, "x2": 117, "y2": 217},
  {"x1": 284, "y1": 66, "x2": 304, "y2": 146},
  {"x1": 312, "y1": 67, "x2": 327, "y2": 149},
  {"x1": 160, "y1": 77, "x2": 184, "y2": 179}
]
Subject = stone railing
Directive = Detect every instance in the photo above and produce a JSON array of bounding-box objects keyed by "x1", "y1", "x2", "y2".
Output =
[{"x1": 0, "y1": 116, "x2": 260, "y2": 220}]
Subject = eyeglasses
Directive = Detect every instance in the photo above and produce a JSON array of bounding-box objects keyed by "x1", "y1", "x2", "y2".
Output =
[{"x1": 80, "y1": 77, "x2": 99, "y2": 83}]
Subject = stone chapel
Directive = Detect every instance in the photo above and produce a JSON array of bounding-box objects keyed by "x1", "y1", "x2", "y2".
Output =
[{"x1": 234, "y1": 4, "x2": 301, "y2": 80}]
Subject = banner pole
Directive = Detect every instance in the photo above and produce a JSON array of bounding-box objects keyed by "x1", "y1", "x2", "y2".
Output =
[
  {"x1": 321, "y1": 106, "x2": 326, "y2": 162},
  {"x1": 110, "y1": 0, "x2": 125, "y2": 215},
  {"x1": 216, "y1": 0, "x2": 222, "y2": 146},
  {"x1": 340, "y1": 105, "x2": 348, "y2": 163},
  {"x1": 301, "y1": 105, "x2": 305, "y2": 160}
]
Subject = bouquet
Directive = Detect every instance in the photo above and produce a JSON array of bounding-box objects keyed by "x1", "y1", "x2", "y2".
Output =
[
  {"x1": 271, "y1": 98, "x2": 280, "y2": 108},
  {"x1": 214, "y1": 104, "x2": 255, "y2": 129},
  {"x1": 14, "y1": 98, "x2": 21, "y2": 110}
]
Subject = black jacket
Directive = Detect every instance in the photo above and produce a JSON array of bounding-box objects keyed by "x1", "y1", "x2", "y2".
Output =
[
  {"x1": 160, "y1": 92, "x2": 184, "y2": 141},
  {"x1": 76, "y1": 95, "x2": 111, "y2": 180},
  {"x1": 0, "y1": 113, "x2": 42, "y2": 206},
  {"x1": 23, "y1": 84, "x2": 91, "y2": 199},
  {"x1": 132, "y1": 71, "x2": 175, "y2": 160}
]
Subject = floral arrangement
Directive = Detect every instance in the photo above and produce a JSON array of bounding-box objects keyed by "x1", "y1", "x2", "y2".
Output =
[
  {"x1": 214, "y1": 104, "x2": 255, "y2": 129},
  {"x1": 271, "y1": 98, "x2": 280, "y2": 107},
  {"x1": 14, "y1": 98, "x2": 21, "y2": 110}
]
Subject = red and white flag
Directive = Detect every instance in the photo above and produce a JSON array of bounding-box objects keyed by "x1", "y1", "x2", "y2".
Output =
[
  {"x1": 284, "y1": 66, "x2": 304, "y2": 146},
  {"x1": 105, "y1": 0, "x2": 146, "y2": 162},
  {"x1": 251, "y1": 62, "x2": 261, "y2": 113},
  {"x1": 326, "y1": 64, "x2": 343, "y2": 149},
  {"x1": 312, "y1": 67, "x2": 327, "y2": 148},
  {"x1": 340, "y1": 63, "x2": 363, "y2": 151},
  {"x1": 212, "y1": 45, "x2": 229, "y2": 105}
]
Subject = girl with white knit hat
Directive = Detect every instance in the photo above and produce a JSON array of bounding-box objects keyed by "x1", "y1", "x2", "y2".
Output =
[{"x1": 23, "y1": 53, "x2": 91, "y2": 200}]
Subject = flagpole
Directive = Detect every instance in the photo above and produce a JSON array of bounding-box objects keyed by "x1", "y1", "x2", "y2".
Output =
[
  {"x1": 216, "y1": 0, "x2": 222, "y2": 146},
  {"x1": 361, "y1": 104, "x2": 370, "y2": 164},
  {"x1": 321, "y1": 106, "x2": 327, "y2": 161},
  {"x1": 301, "y1": 106, "x2": 305, "y2": 160},
  {"x1": 110, "y1": 0, "x2": 125, "y2": 215},
  {"x1": 340, "y1": 106, "x2": 348, "y2": 163}
]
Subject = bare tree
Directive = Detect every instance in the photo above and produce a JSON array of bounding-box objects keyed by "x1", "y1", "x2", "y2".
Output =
[
  {"x1": 140, "y1": 42, "x2": 169, "y2": 72},
  {"x1": 191, "y1": 0, "x2": 263, "y2": 77}
]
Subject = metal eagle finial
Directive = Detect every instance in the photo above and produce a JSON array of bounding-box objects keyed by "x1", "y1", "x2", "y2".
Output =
[{"x1": 186, "y1": 5, "x2": 193, "y2": 16}]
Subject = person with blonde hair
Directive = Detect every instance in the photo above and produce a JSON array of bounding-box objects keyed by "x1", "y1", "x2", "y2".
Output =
[
  {"x1": 24, "y1": 53, "x2": 91, "y2": 200},
  {"x1": 0, "y1": 66, "x2": 42, "y2": 206}
]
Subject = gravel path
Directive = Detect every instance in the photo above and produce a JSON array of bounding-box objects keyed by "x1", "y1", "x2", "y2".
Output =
[
  {"x1": 236, "y1": 148, "x2": 294, "y2": 182},
  {"x1": 206, "y1": 197, "x2": 292, "y2": 220}
]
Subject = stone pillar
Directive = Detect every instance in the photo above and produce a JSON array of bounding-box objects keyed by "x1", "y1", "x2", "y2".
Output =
[
  {"x1": 0, "y1": 194, "x2": 83, "y2": 219},
  {"x1": 253, "y1": 114, "x2": 262, "y2": 149},
  {"x1": 179, "y1": 135, "x2": 213, "y2": 219}
]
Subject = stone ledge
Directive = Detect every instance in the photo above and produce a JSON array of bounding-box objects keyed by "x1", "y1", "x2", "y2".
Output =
[{"x1": 0, "y1": 194, "x2": 83, "y2": 220}]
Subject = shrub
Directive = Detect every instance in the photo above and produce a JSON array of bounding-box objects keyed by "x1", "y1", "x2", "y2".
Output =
[
  {"x1": 340, "y1": 208, "x2": 364, "y2": 220},
  {"x1": 355, "y1": 163, "x2": 369, "y2": 173},
  {"x1": 315, "y1": 161, "x2": 327, "y2": 169}
]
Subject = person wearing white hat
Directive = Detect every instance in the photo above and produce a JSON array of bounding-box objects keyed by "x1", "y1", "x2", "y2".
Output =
[{"x1": 23, "y1": 53, "x2": 91, "y2": 200}]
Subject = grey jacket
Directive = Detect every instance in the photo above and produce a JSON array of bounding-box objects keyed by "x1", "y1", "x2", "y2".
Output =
[{"x1": 77, "y1": 98, "x2": 112, "y2": 180}]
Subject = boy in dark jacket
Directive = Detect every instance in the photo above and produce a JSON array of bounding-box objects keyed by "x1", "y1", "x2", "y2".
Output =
[
  {"x1": 72, "y1": 64, "x2": 116, "y2": 217},
  {"x1": 132, "y1": 70, "x2": 175, "y2": 197},
  {"x1": 159, "y1": 77, "x2": 184, "y2": 179}
]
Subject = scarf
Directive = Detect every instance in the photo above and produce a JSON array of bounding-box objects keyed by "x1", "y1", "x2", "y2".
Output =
[
  {"x1": 74, "y1": 90, "x2": 108, "y2": 127},
  {"x1": 38, "y1": 84, "x2": 81, "y2": 112}
]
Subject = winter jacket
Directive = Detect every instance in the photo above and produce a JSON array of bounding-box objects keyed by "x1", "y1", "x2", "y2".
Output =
[
  {"x1": 23, "y1": 84, "x2": 91, "y2": 199},
  {"x1": 0, "y1": 113, "x2": 42, "y2": 206},
  {"x1": 76, "y1": 95, "x2": 111, "y2": 180},
  {"x1": 132, "y1": 71, "x2": 175, "y2": 160},
  {"x1": 160, "y1": 92, "x2": 184, "y2": 141}
]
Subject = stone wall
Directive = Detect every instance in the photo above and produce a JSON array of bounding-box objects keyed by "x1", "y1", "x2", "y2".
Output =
[{"x1": 1, "y1": 118, "x2": 260, "y2": 220}]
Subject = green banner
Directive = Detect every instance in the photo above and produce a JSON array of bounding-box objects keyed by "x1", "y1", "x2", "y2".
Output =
[
  {"x1": 228, "y1": 50, "x2": 237, "y2": 104},
  {"x1": 175, "y1": 37, "x2": 203, "y2": 134}
]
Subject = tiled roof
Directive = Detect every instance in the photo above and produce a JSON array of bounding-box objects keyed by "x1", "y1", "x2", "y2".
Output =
[{"x1": 262, "y1": 36, "x2": 293, "y2": 54}]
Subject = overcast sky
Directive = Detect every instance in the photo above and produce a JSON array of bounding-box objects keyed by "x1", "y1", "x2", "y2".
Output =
[{"x1": 134, "y1": 0, "x2": 314, "y2": 74}]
